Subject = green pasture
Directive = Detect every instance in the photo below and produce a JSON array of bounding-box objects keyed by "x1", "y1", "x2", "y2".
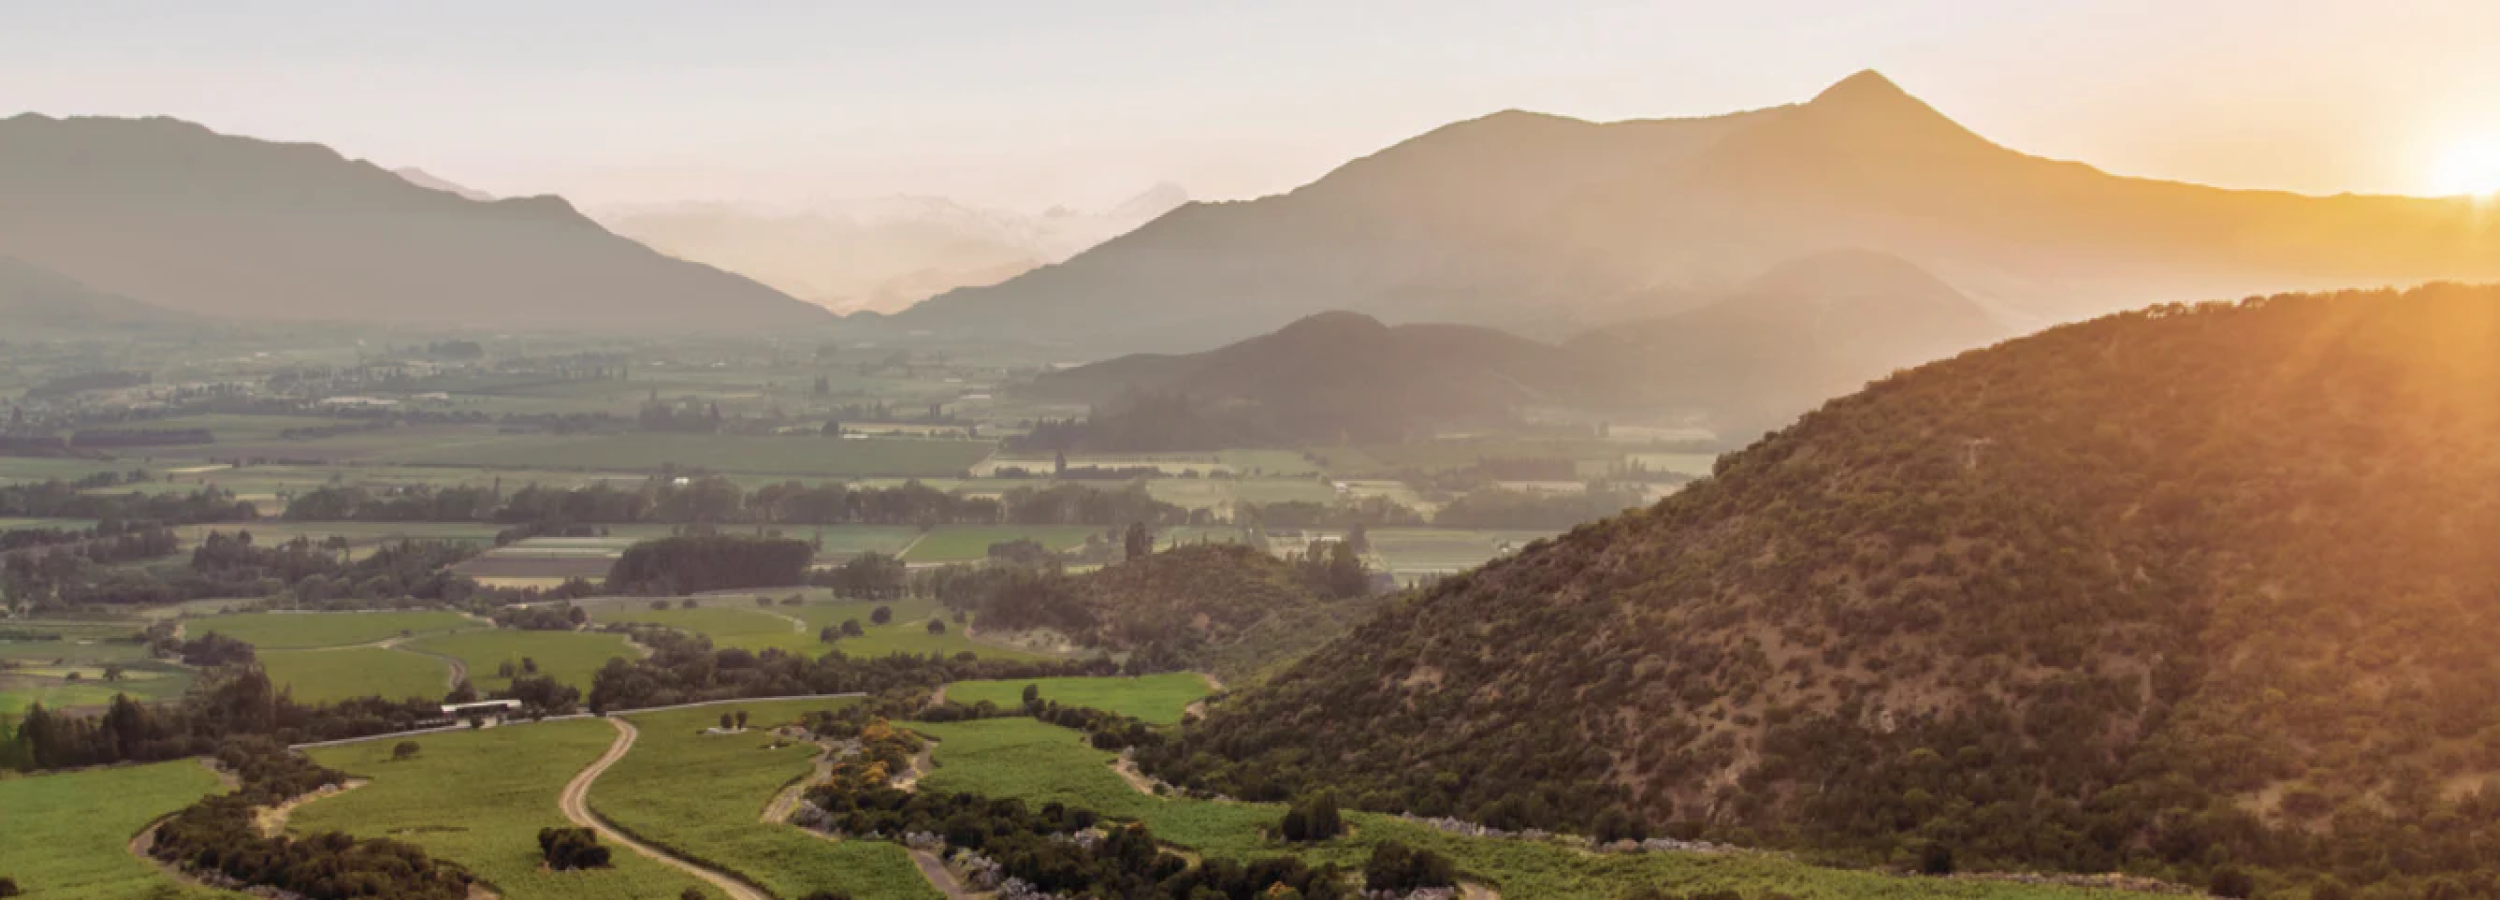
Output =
[
  {"x1": 0, "y1": 759, "x2": 232, "y2": 900},
  {"x1": 943, "y1": 673, "x2": 1211, "y2": 724},
  {"x1": 600, "y1": 699, "x2": 941, "y2": 900},
  {"x1": 260, "y1": 647, "x2": 449, "y2": 704},
  {"x1": 186, "y1": 610, "x2": 479, "y2": 649},
  {"x1": 909, "y1": 718, "x2": 2134, "y2": 900},
  {"x1": 404, "y1": 629, "x2": 640, "y2": 693},
  {"x1": 295, "y1": 719, "x2": 716, "y2": 900}
]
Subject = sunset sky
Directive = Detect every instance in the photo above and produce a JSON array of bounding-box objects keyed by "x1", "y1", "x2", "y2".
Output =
[{"x1": 6, "y1": 0, "x2": 2496, "y2": 210}]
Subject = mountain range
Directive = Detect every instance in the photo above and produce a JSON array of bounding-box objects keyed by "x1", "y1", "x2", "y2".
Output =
[
  {"x1": 599, "y1": 185, "x2": 1189, "y2": 314},
  {"x1": 1031, "y1": 249, "x2": 2007, "y2": 437},
  {"x1": 884, "y1": 71, "x2": 2500, "y2": 352},
  {"x1": 0, "y1": 114, "x2": 829, "y2": 333},
  {"x1": 1138, "y1": 281, "x2": 2500, "y2": 895},
  {"x1": 0, "y1": 255, "x2": 175, "y2": 332}
]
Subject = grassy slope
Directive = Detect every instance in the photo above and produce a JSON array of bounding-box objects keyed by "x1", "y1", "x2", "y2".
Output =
[
  {"x1": 261, "y1": 647, "x2": 448, "y2": 704},
  {"x1": 186, "y1": 611, "x2": 478, "y2": 649},
  {"x1": 295, "y1": 720, "x2": 714, "y2": 900},
  {"x1": 910, "y1": 718, "x2": 2136, "y2": 900},
  {"x1": 945, "y1": 673, "x2": 1210, "y2": 724},
  {"x1": 0, "y1": 760, "x2": 232, "y2": 900},
  {"x1": 405, "y1": 630, "x2": 641, "y2": 693},
  {"x1": 597, "y1": 699, "x2": 939, "y2": 900}
]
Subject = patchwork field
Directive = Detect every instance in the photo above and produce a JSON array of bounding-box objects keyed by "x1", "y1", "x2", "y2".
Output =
[
  {"x1": 260, "y1": 647, "x2": 449, "y2": 704},
  {"x1": 0, "y1": 622, "x2": 192, "y2": 715},
  {"x1": 0, "y1": 759, "x2": 231, "y2": 900},
  {"x1": 910, "y1": 718, "x2": 2131, "y2": 900},
  {"x1": 186, "y1": 610, "x2": 480, "y2": 649},
  {"x1": 599, "y1": 699, "x2": 941, "y2": 900},
  {"x1": 386, "y1": 432, "x2": 993, "y2": 477},
  {"x1": 1367, "y1": 527, "x2": 1560, "y2": 577},
  {"x1": 295, "y1": 719, "x2": 715, "y2": 900},
  {"x1": 898, "y1": 524, "x2": 1104, "y2": 562},
  {"x1": 944, "y1": 673, "x2": 1211, "y2": 724},
  {"x1": 404, "y1": 629, "x2": 641, "y2": 693}
]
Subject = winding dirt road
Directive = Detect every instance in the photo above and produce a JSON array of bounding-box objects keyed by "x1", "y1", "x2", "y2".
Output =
[{"x1": 559, "y1": 717, "x2": 772, "y2": 900}]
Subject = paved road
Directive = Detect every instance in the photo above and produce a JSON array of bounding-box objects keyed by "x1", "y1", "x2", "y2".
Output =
[{"x1": 558, "y1": 717, "x2": 771, "y2": 900}]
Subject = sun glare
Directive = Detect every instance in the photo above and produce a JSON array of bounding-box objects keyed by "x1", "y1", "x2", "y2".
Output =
[{"x1": 2431, "y1": 133, "x2": 2500, "y2": 197}]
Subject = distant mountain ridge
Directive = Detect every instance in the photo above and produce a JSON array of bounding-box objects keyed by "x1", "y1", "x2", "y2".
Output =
[
  {"x1": 1029, "y1": 310, "x2": 1599, "y2": 442},
  {"x1": 1031, "y1": 250, "x2": 2005, "y2": 437},
  {"x1": 885, "y1": 71, "x2": 2500, "y2": 351},
  {"x1": 0, "y1": 114, "x2": 829, "y2": 332},
  {"x1": 0, "y1": 255, "x2": 174, "y2": 331},
  {"x1": 600, "y1": 184, "x2": 1190, "y2": 314}
]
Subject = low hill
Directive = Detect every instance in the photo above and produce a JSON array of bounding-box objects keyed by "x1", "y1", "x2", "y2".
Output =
[
  {"x1": 0, "y1": 114, "x2": 830, "y2": 333},
  {"x1": 977, "y1": 544, "x2": 1379, "y2": 682},
  {"x1": 0, "y1": 255, "x2": 175, "y2": 331},
  {"x1": 885, "y1": 71, "x2": 2500, "y2": 352},
  {"x1": 1571, "y1": 249, "x2": 2010, "y2": 434},
  {"x1": 1140, "y1": 282, "x2": 2500, "y2": 896},
  {"x1": 1027, "y1": 311, "x2": 1600, "y2": 443}
]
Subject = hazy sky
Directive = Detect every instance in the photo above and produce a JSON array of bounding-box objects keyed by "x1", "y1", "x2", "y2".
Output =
[{"x1": 6, "y1": 1, "x2": 2498, "y2": 211}]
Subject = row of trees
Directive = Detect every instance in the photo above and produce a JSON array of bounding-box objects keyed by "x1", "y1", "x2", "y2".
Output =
[
  {"x1": 606, "y1": 535, "x2": 814, "y2": 594},
  {"x1": 282, "y1": 477, "x2": 1194, "y2": 529},
  {"x1": 145, "y1": 737, "x2": 478, "y2": 899}
]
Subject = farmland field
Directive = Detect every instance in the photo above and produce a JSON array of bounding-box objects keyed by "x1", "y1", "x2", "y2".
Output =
[
  {"x1": 404, "y1": 629, "x2": 640, "y2": 693},
  {"x1": 944, "y1": 673, "x2": 1211, "y2": 724},
  {"x1": 792, "y1": 597, "x2": 1055, "y2": 661},
  {"x1": 0, "y1": 759, "x2": 231, "y2": 900},
  {"x1": 594, "y1": 605, "x2": 814, "y2": 655},
  {"x1": 898, "y1": 524, "x2": 1104, "y2": 562},
  {"x1": 260, "y1": 647, "x2": 448, "y2": 704},
  {"x1": 1367, "y1": 527, "x2": 1560, "y2": 576},
  {"x1": 599, "y1": 699, "x2": 941, "y2": 900},
  {"x1": 186, "y1": 610, "x2": 480, "y2": 649},
  {"x1": 910, "y1": 718, "x2": 2129, "y2": 900},
  {"x1": 295, "y1": 719, "x2": 715, "y2": 900},
  {"x1": 385, "y1": 432, "x2": 993, "y2": 477}
]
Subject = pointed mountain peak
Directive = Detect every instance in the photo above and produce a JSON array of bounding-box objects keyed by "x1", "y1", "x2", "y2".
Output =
[{"x1": 1810, "y1": 69, "x2": 1915, "y2": 106}]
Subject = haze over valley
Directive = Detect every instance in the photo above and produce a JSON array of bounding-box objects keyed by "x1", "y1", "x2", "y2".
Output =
[{"x1": 7, "y1": 6, "x2": 2500, "y2": 900}]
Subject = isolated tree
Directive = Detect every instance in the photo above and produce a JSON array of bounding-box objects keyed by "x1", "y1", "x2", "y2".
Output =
[
  {"x1": 756, "y1": 595, "x2": 773, "y2": 607},
  {"x1": 870, "y1": 605, "x2": 893, "y2": 625},
  {"x1": 721, "y1": 712, "x2": 735, "y2": 730},
  {"x1": 1123, "y1": 522, "x2": 1152, "y2": 561},
  {"x1": 1918, "y1": 842, "x2": 1956, "y2": 876},
  {"x1": 1022, "y1": 683, "x2": 1042, "y2": 706},
  {"x1": 497, "y1": 660, "x2": 518, "y2": 679},
  {"x1": 681, "y1": 889, "x2": 704, "y2": 900},
  {"x1": 101, "y1": 663, "x2": 125, "y2": 683},
  {"x1": 649, "y1": 599, "x2": 670, "y2": 611},
  {"x1": 819, "y1": 625, "x2": 839, "y2": 643},
  {"x1": 0, "y1": 875, "x2": 19, "y2": 897},
  {"x1": 393, "y1": 741, "x2": 421, "y2": 761},
  {"x1": 446, "y1": 679, "x2": 478, "y2": 704},
  {"x1": 566, "y1": 605, "x2": 588, "y2": 627},
  {"x1": 926, "y1": 619, "x2": 947, "y2": 635},
  {"x1": 679, "y1": 597, "x2": 699, "y2": 609},
  {"x1": 841, "y1": 619, "x2": 865, "y2": 637},
  {"x1": 735, "y1": 710, "x2": 750, "y2": 729},
  {"x1": 522, "y1": 657, "x2": 539, "y2": 675}
]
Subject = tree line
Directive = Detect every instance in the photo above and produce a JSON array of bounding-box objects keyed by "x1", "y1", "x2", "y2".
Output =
[{"x1": 282, "y1": 477, "x2": 1197, "y2": 528}]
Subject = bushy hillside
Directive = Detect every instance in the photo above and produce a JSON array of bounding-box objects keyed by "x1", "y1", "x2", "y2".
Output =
[{"x1": 1140, "y1": 282, "x2": 2500, "y2": 896}]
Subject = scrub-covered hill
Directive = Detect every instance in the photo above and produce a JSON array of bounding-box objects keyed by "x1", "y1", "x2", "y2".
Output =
[{"x1": 1141, "y1": 282, "x2": 2500, "y2": 897}]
